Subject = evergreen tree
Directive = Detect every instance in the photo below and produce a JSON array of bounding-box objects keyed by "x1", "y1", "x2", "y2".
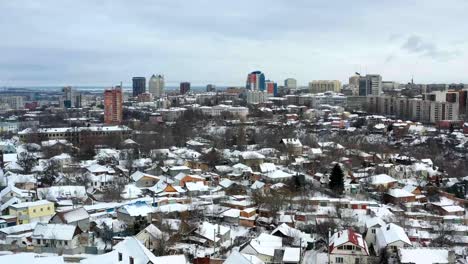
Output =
[{"x1": 329, "y1": 164, "x2": 344, "y2": 194}]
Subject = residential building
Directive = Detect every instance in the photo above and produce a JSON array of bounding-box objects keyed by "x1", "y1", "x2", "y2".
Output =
[
  {"x1": 206, "y1": 84, "x2": 216, "y2": 92},
  {"x1": 18, "y1": 125, "x2": 132, "y2": 145},
  {"x1": 148, "y1": 74, "x2": 164, "y2": 98},
  {"x1": 309, "y1": 80, "x2": 342, "y2": 93},
  {"x1": 8, "y1": 200, "x2": 55, "y2": 224},
  {"x1": 284, "y1": 78, "x2": 297, "y2": 90},
  {"x1": 265, "y1": 80, "x2": 278, "y2": 96},
  {"x1": 1, "y1": 96, "x2": 24, "y2": 110},
  {"x1": 31, "y1": 223, "x2": 83, "y2": 252},
  {"x1": 180, "y1": 82, "x2": 191, "y2": 95},
  {"x1": 246, "y1": 90, "x2": 268, "y2": 104},
  {"x1": 246, "y1": 71, "x2": 266, "y2": 91},
  {"x1": 329, "y1": 229, "x2": 369, "y2": 264},
  {"x1": 132, "y1": 77, "x2": 146, "y2": 97},
  {"x1": 104, "y1": 86, "x2": 123, "y2": 124}
]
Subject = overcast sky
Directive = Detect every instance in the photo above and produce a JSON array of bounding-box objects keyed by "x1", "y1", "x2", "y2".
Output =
[{"x1": 1, "y1": 0, "x2": 467, "y2": 87}]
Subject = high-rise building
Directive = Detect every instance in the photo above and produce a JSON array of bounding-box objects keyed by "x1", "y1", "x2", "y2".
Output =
[
  {"x1": 180, "y1": 82, "x2": 191, "y2": 95},
  {"x1": 358, "y1": 74, "x2": 382, "y2": 96},
  {"x1": 309, "y1": 80, "x2": 342, "y2": 93},
  {"x1": 149, "y1": 74, "x2": 165, "y2": 98},
  {"x1": 265, "y1": 80, "x2": 278, "y2": 97},
  {"x1": 206, "y1": 84, "x2": 216, "y2": 92},
  {"x1": 349, "y1": 74, "x2": 360, "y2": 87},
  {"x1": 61, "y1": 86, "x2": 82, "y2": 108},
  {"x1": 132, "y1": 77, "x2": 146, "y2": 97},
  {"x1": 104, "y1": 86, "x2": 123, "y2": 124},
  {"x1": 2, "y1": 96, "x2": 24, "y2": 110},
  {"x1": 246, "y1": 71, "x2": 266, "y2": 91},
  {"x1": 284, "y1": 78, "x2": 297, "y2": 90}
]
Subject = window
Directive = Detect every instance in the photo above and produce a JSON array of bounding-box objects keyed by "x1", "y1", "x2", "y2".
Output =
[
  {"x1": 129, "y1": 257, "x2": 134, "y2": 264},
  {"x1": 336, "y1": 257, "x2": 344, "y2": 263},
  {"x1": 355, "y1": 258, "x2": 360, "y2": 264},
  {"x1": 338, "y1": 246, "x2": 344, "y2": 250},
  {"x1": 33, "y1": 209, "x2": 36, "y2": 213},
  {"x1": 346, "y1": 245, "x2": 354, "y2": 250},
  {"x1": 64, "y1": 241, "x2": 68, "y2": 246},
  {"x1": 40, "y1": 208, "x2": 43, "y2": 212},
  {"x1": 118, "y1": 252, "x2": 122, "y2": 261},
  {"x1": 371, "y1": 229, "x2": 376, "y2": 234},
  {"x1": 47, "y1": 207, "x2": 51, "y2": 210}
]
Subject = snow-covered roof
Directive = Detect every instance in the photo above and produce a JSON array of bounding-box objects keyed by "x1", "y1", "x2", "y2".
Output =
[
  {"x1": 264, "y1": 170, "x2": 293, "y2": 179},
  {"x1": 81, "y1": 236, "x2": 188, "y2": 264},
  {"x1": 9, "y1": 199, "x2": 53, "y2": 209},
  {"x1": 224, "y1": 251, "x2": 264, "y2": 264},
  {"x1": 0, "y1": 253, "x2": 64, "y2": 264},
  {"x1": 54, "y1": 207, "x2": 89, "y2": 223},
  {"x1": 196, "y1": 221, "x2": 230, "y2": 242},
  {"x1": 387, "y1": 188, "x2": 415, "y2": 198},
  {"x1": 398, "y1": 248, "x2": 449, "y2": 264},
  {"x1": 259, "y1": 163, "x2": 276, "y2": 173},
  {"x1": 329, "y1": 229, "x2": 368, "y2": 255},
  {"x1": 369, "y1": 174, "x2": 397, "y2": 185},
  {"x1": 240, "y1": 151, "x2": 265, "y2": 160},
  {"x1": 117, "y1": 203, "x2": 154, "y2": 217},
  {"x1": 376, "y1": 223, "x2": 411, "y2": 249},
  {"x1": 283, "y1": 247, "x2": 300, "y2": 263},
  {"x1": 32, "y1": 223, "x2": 78, "y2": 240}
]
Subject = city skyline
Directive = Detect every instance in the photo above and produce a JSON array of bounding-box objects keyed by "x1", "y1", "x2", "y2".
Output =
[{"x1": 1, "y1": 0, "x2": 468, "y2": 86}]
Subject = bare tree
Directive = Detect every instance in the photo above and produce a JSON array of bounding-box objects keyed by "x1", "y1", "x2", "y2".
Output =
[{"x1": 17, "y1": 151, "x2": 37, "y2": 174}]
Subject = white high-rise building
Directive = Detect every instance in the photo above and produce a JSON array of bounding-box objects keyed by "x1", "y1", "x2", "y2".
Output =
[
  {"x1": 149, "y1": 74, "x2": 165, "y2": 98},
  {"x1": 284, "y1": 78, "x2": 297, "y2": 90}
]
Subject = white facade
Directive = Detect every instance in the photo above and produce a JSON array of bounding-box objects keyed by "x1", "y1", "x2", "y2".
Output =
[
  {"x1": 149, "y1": 74, "x2": 165, "y2": 98},
  {"x1": 284, "y1": 78, "x2": 297, "y2": 90},
  {"x1": 199, "y1": 105, "x2": 248, "y2": 118},
  {"x1": 246, "y1": 90, "x2": 268, "y2": 104}
]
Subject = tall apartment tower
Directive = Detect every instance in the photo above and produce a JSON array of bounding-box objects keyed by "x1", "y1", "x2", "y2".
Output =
[
  {"x1": 359, "y1": 74, "x2": 382, "y2": 96},
  {"x1": 104, "y1": 86, "x2": 123, "y2": 124},
  {"x1": 180, "y1": 82, "x2": 191, "y2": 95},
  {"x1": 309, "y1": 80, "x2": 342, "y2": 93},
  {"x1": 246, "y1": 71, "x2": 266, "y2": 91},
  {"x1": 132, "y1": 77, "x2": 146, "y2": 97},
  {"x1": 284, "y1": 78, "x2": 297, "y2": 90},
  {"x1": 61, "y1": 86, "x2": 82, "y2": 108},
  {"x1": 149, "y1": 74, "x2": 165, "y2": 98},
  {"x1": 206, "y1": 84, "x2": 216, "y2": 92}
]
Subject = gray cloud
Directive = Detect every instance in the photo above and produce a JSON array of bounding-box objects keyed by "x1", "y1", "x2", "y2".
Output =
[
  {"x1": 1, "y1": 0, "x2": 468, "y2": 86},
  {"x1": 401, "y1": 35, "x2": 461, "y2": 61}
]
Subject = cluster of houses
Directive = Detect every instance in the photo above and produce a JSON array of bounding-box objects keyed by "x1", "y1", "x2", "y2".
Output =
[{"x1": 0, "y1": 115, "x2": 466, "y2": 264}]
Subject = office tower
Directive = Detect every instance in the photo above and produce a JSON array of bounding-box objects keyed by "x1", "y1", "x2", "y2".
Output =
[
  {"x1": 308, "y1": 80, "x2": 342, "y2": 93},
  {"x1": 284, "y1": 78, "x2": 297, "y2": 90},
  {"x1": 62, "y1": 86, "x2": 73, "y2": 108},
  {"x1": 246, "y1": 71, "x2": 266, "y2": 91},
  {"x1": 180, "y1": 82, "x2": 191, "y2": 95},
  {"x1": 132, "y1": 77, "x2": 146, "y2": 97},
  {"x1": 265, "y1": 80, "x2": 278, "y2": 96},
  {"x1": 206, "y1": 84, "x2": 216, "y2": 92},
  {"x1": 104, "y1": 86, "x2": 123, "y2": 124},
  {"x1": 358, "y1": 74, "x2": 382, "y2": 96},
  {"x1": 149, "y1": 74, "x2": 165, "y2": 98},
  {"x1": 61, "y1": 86, "x2": 82, "y2": 108}
]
